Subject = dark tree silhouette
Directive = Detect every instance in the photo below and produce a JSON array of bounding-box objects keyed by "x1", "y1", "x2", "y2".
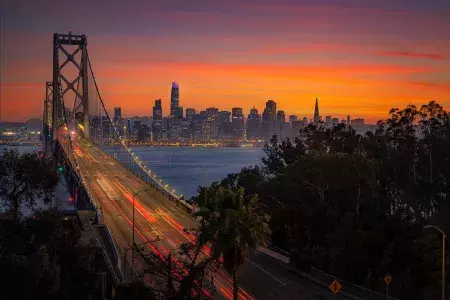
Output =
[{"x1": 0, "y1": 149, "x2": 58, "y2": 219}]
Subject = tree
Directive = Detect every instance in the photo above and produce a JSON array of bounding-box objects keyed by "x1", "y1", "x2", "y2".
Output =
[
  {"x1": 130, "y1": 224, "x2": 217, "y2": 299},
  {"x1": 0, "y1": 210, "x2": 111, "y2": 299},
  {"x1": 0, "y1": 150, "x2": 58, "y2": 219},
  {"x1": 114, "y1": 280, "x2": 158, "y2": 300},
  {"x1": 262, "y1": 135, "x2": 284, "y2": 174},
  {"x1": 198, "y1": 187, "x2": 269, "y2": 300}
]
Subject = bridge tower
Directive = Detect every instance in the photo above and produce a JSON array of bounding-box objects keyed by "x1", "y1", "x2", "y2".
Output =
[
  {"x1": 43, "y1": 81, "x2": 53, "y2": 152},
  {"x1": 52, "y1": 32, "x2": 90, "y2": 140}
]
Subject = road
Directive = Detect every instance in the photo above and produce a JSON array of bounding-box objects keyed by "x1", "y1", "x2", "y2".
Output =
[{"x1": 71, "y1": 137, "x2": 352, "y2": 300}]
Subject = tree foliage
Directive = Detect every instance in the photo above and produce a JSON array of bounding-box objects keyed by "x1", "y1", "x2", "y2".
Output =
[
  {"x1": 195, "y1": 187, "x2": 270, "y2": 300},
  {"x1": 0, "y1": 210, "x2": 110, "y2": 300},
  {"x1": 0, "y1": 149, "x2": 58, "y2": 219}
]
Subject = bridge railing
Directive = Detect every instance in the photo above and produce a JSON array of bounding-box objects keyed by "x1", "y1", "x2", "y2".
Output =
[{"x1": 97, "y1": 140, "x2": 199, "y2": 216}]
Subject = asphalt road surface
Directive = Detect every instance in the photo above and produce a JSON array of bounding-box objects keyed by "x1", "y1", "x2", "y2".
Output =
[{"x1": 71, "y1": 137, "x2": 352, "y2": 300}]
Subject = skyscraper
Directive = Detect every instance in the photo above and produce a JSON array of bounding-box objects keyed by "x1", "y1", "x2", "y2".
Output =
[
  {"x1": 204, "y1": 108, "x2": 219, "y2": 140},
  {"x1": 325, "y1": 115, "x2": 331, "y2": 124},
  {"x1": 291, "y1": 120, "x2": 304, "y2": 137},
  {"x1": 347, "y1": 115, "x2": 351, "y2": 126},
  {"x1": 262, "y1": 100, "x2": 277, "y2": 140},
  {"x1": 277, "y1": 110, "x2": 286, "y2": 122},
  {"x1": 186, "y1": 108, "x2": 196, "y2": 121},
  {"x1": 192, "y1": 113, "x2": 205, "y2": 142},
  {"x1": 170, "y1": 82, "x2": 182, "y2": 118},
  {"x1": 114, "y1": 107, "x2": 122, "y2": 119},
  {"x1": 113, "y1": 107, "x2": 123, "y2": 136},
  {"x1": 314, "y1": 97, "x2": 320, "y2": 122},
  {"x1": 232, "y1": 107, "x2": 244, "y2": 141},
  {"x1": 152, "y1": 99, "x2": 163, "y2": 141},
  {"x1": 153, "y1": 99, "x2": 162, "y2": 120},
  {"x1": 276, "y1": 110, "x2": 288, "y2": 139},
  {"x1": 218, "y1": 111, "x2": 232, "y2": 140},
  {"x1": 247, "y1": 107, "x2": 261, "y2": 141}
]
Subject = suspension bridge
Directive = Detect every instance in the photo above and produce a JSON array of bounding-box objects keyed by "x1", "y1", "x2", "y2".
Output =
[{"x1": 42, "y1": 32, "x2": 358, "y2": 300}]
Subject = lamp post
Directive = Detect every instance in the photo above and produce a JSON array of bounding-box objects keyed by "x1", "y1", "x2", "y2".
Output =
[
  {"x1": 131, "y1": 188, "x2": 151, "y2": 274},
  {"x1": 424, "y1": 225, "x2": 447, "y2": 300}
]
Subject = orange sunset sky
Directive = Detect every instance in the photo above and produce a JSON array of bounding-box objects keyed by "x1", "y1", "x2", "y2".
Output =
[{"x1": 1, "y1": 0, "x2": 450, "y2": 124}]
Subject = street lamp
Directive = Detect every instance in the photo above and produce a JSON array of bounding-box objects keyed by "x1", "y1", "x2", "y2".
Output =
[
  {"x1": 132, "y1": 188, "x2": 151, "y2": 271},
  {"x1": 424, "y1": 225, "x2": 447, "y2": 300}
]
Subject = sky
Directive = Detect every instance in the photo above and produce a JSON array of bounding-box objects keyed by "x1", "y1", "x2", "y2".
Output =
[{"x1": 1, "y1": 0, "x2": 450, "y2": 123}]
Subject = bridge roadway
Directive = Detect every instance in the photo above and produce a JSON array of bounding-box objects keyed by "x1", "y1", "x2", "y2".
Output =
[{"x1": 72, "y1": 137, "x2": 351, "y2": 300}]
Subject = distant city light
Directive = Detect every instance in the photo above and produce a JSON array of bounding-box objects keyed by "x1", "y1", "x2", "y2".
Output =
[{"x1": 2, "y1": 131, "x2": 16, "y2": 136}]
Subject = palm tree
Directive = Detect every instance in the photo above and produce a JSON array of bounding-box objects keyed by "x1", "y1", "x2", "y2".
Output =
[{"x1": 197, "y1": 187, "x2": 270, "y2": 300}]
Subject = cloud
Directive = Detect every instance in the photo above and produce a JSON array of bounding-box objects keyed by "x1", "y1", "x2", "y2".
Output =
[{"x1": 383, "y1": 51, "x2": 446, "y2": 60}]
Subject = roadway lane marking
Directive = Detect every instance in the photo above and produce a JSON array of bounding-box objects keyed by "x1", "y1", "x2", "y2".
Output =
[{"x1": 246, "y1": 259, "x2": 287, "y2": 287}]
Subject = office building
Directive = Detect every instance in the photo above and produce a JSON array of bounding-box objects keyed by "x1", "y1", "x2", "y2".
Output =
[
  {"x1": 246, "y1": 107, "x2": 261, "y2": 141},
  {"x1": 168, "y1": 116, "x2": 182, "y2": 141},
  {"x1": 232, "y1": 107, "x2": 244, "y2": 141},
  {"x1": 192, "y1": 113, "x2": 205, "y2": 142},
  {"x1": 152, "y1": 99, "x2": 163, "y2": 141},
  {"x1": 137, "y1": 124, "x2": 150, "y2": 142},
  {"x1": 113, "y1": 107, "x2": 123, "y2": 136},
  {"x1": 153, "y1": 99, "x2": 163, "y2": 120},
  {"x1": 186, "y1": 108, "x2": 196, "y2": 121},
  {"x1": 289, "y1": 115, "x2": 297, "y2": 122},
  {"x1": 347, "y1": 115, "x2": 351, "y2": 126},
  {"x1": 219, "y1": 111, "x2": 232, "y2": 140},
  {"x1": 203, "y1": 108, "x2": 219, "y2": 141},
  {"x1": 181, "y1": 119, "x2": 192, "y2": 141},
  {"x1": 291, "y1": 120, "x2": 305, "y2": 137},
  {"x1": 331, "y1": 117, "x2": 339, "y2": 124},
  {"x1": 277, "y1": 110, "x2": 286, "y2": 122},
  {"x1": 276, "y1": 110, "x2": 287, "y2": 139},
  {"x1": 114, "y1": 107, "x2": 122, "y2": 119},
  {"x1": 352, "y1": 118, "x2": 365, "y2": 126},
  {"x1": 262, "y1": 100, "x2": 277, "y2": 140},
  {"x1": 325, "y1": 115, "x2": 331, "y2": 124}
]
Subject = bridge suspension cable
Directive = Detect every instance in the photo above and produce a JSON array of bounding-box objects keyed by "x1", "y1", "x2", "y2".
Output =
[{"x1": 84, "y1": 50, "x2": 187, "y2": 203}]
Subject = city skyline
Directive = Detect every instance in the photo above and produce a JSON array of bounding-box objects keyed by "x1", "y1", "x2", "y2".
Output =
[
  {"x1": 2, "y1": 0, "x2": 450, "y2": 123},
  {"x1": 109, "y1": 90, "x2": 359, "y2": 125},
  {"x1": 112, "y1": 83, "x2": 362, "y2": 126},
  {"x1": 109, "y1": 87, "x2": 368, "y2": 144}
]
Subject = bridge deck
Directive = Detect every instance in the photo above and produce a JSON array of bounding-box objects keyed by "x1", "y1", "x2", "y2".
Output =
[{"x1": 73, "y1": 138, "x2": 348, "y2": 300}]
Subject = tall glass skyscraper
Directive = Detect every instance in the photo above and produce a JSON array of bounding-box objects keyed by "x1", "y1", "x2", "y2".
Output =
[{"x1": 170, "y1": 82, "x2": 182, "y2": 118}]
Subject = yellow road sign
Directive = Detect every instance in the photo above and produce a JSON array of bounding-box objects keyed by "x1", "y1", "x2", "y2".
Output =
[
  {"x1": 384, "y1": 274, "x2": 392, "y2": 285},
  {"x1": 329, "y1": 279, "x2": 343, "y2": 294}
]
